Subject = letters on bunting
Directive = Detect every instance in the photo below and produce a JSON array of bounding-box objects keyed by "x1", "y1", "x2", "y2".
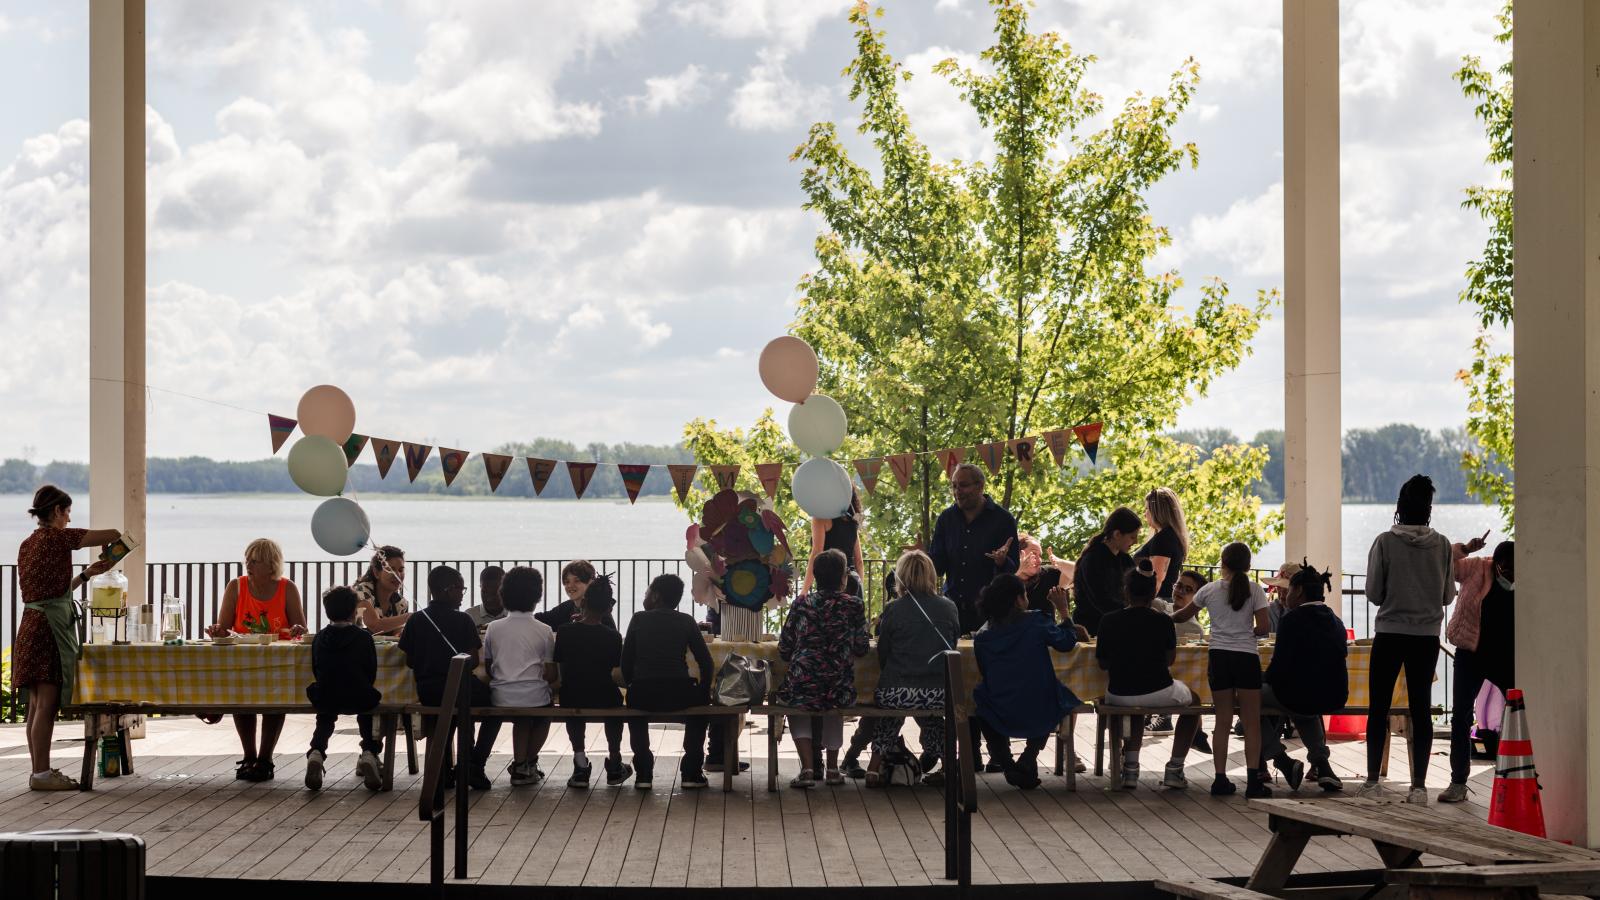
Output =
[
  {"x1": 1009, "y1": 437, "x2": 1037, "y2": 475},
  {"x1": 617, "y1": 463, "x2": 651, "y2": 504},
  {"x1": 853, "y1": 458, "x2": 883, "y2": 494},
  {"x1": 402, "y1": 443, "x2": 433, "y2": 483},
  {"x1": 1041, "y1": 429, "x2": 1071, "y2": 466},
  {"x1": 341, "y1": 433, "x2": 369, "y2": 468},
  {"x1": 711, "y1": 465, "x2": 740, "y2": 491},
  {"x1": 755, "y1": 463, "x2": 784, "y2": 499},
  {"x1": 976, "y1": 441, "x2": 1006, "y2": 475},
  {"x1": 268, "y1": 415, "x2": 297, "y2": 454},
  {"x1": 667, "y1": 464, "x2": 699, "y2": 501},
  {"x1": 567, "y1": 461, "x2": 598, "y2": 499},
  {"x1": 481, "y1": 453, "x2": 513, "y2": 492},
  {"x1": 934, "y1": 447, "x2": 965, "y2": 479},
  {"x1": 371, "y1": 438, "x2": 401, "y2": 479},
  {"x1": 1073, "y1": 421, "x2": 1104, "y2": 464},
  {"x1": 438, "y1": 448, "x2": 469, "y2": 487},
  {"x1": 527, "y1": 458, "x2": 558, "y2": 496},
  {"x1": 886, "y1": 452, "x2": 916, "y2": 489}
]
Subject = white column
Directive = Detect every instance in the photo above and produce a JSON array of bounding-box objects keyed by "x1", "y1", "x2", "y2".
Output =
[
  {"x1": 89, "y1": 0, "x2": 146, "y2": 606},
  {"x1": 1282, "y1": 0, "x2": 1342, "y2": 590},
  {"x1": 1513, "y1": 0, "x2": 1600, "y2": 847}
]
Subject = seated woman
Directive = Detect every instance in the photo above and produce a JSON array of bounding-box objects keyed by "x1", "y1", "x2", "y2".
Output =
[
  {"x1": 1096, "y1": 559, "x2": 1203, "y2": 790},
  {"x1": 776, "y1": 549, "x2": 872, "y2": 789},
  {"x1": 971, "y1": 573, "x2": 1084, "y2": 790},
  {"x1": 353, "y1": 545, "x2": 411, "y2": 635},
  {"x1": 204, "y1": 538, "x2": 307, "y2": 782},
  {"x1": 867, "y1": 550, "x2": 959, "y2": 787}
]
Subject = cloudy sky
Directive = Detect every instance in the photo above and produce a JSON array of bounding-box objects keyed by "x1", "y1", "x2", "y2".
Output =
[{"x1": 0, "y1": 0, "x2": 1507, "y2": 463}]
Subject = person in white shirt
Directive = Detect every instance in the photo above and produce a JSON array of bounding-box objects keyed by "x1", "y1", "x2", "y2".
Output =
[
  {"x1": 483, "y1": 567, "x2": 558, "y2": 787},
  {"x1": 1173, "y1": 542, "x2": 1271, "y2": 798}
]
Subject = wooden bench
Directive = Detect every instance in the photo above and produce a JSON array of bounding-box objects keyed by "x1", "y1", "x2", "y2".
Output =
[
  {"x1": 1154, "y1": 876, "x2": 1279, "y2": 899},
  {"x1": 1386, "y1": 861, "x2": 1600, "y2": 899},
  {"x1": 403, "y1": 703, "x2": 747, "y2": 792}
]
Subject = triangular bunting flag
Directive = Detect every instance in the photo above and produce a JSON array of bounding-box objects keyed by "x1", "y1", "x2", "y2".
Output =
[
  {"x1": 755, "y1": 463, "x2": 784, "y2": 499},
  {"x1": 934, "y1": 447, "x2": 965, "y2": 479},
  {"x1": 566, "y1": 461, "x2": 598, "y2": 499},
  {"x1": 886, "y1": 452, "x2": 916, "y2": 489},
  {"x1": 526, "y1": 458, "x2": 558, "y2": 496},
  {"x1": 667, "y1": 464, "x2": 698, "y2": 501},
  {"x1": 617, "y1": 463, "x2": 651, "y2": 504},
  {"x1": 853, "y1": 458, "x2": 884, "y2": 494},
  {"x1": 482, "y1": 453, "x2": 512, "y2": 493},
  {"x1": 1009, "y1": 437, "x2": 1037, "y2": 476},
  {"x1": 976, "y1": 441, "x2": 1006, "y2": 475},
  {"x1": 372, "y1": 438, "x2": 401, "y2": 479},
  {"x1": 268, "y1": 415, "x2": 297, "y2": 454},
  {"x1": 1073, "y1": 421, "x2": 1104, "y2": 465},
  {"x1": 711, "y1": 465, "x2": 740, "y2": 491},
  {"x1": 341, "y1": 433, "x2": 369, "y2": 468},
  {"x1": 438, "y1": 448, "x2": 469, "y2": 487},
  {"x1": 402, "y1": 443, "x2": 433, "y2": 483},
  {"x1": 1042, "y1": 429, "x2": 1071, "y2": 466}
]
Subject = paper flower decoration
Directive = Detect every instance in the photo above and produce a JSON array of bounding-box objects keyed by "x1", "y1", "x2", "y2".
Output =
[
  {"x1": 689, "y1": 488, "x2": 794, "y2": 613},
  {"x1": 723, "y1": 560, "x2": 773, "y2": 611}
]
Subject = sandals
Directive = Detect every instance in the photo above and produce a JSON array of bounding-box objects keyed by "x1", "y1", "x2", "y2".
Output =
[
  {"x1": 864, "y1": 771, "x2": 884, "y2": 789},
  {"x1": 240, "y1": 758, "x2": 276, "y2": 783}
]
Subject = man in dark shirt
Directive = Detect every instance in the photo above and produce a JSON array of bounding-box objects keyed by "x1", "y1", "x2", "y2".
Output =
[
  {"x1": 398, "y1": 565, "x2": 503, "y2": 790},
  {"x1": 622, "y1": 574, "x2": 717, "y2": 789},
  {"x1": 929, "y1": 463, "x2": 1020, "y2": 636},
  {"x1": 1259, "y1": 563, "x2": 1348, "y2": 793}
]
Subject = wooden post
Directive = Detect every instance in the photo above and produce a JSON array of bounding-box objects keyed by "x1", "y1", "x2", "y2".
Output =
[{"x1": 89, "y1": 0, "x2": 147, "y2": 607}]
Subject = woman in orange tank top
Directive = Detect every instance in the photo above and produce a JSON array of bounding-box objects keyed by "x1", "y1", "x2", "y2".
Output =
[{"x1": 204, "y1": 539, "x2": 307, "y2": 782}]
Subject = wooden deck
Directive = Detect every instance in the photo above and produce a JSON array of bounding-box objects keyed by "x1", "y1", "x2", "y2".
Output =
[{"x1": 0, "y1": 715, "x2": 1505, "y2": 888}]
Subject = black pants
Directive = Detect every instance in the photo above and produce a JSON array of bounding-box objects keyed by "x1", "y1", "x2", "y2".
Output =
[
  {"x1": 1364, "y1": 632, "x2": 1439, "y2": 784},
  {"x1": 1449, "y1": 647, "x2": 1506, "y2": 785},
  {"x1": 973, "y1": 716, "x2": 1046, "y2": 764},
  {"x1": 309, "y1": 711, "x2": 383, "y2": 756},
  {"x1": 419, "y1": 677, "x2": 503, "y2": 773},
  {"x1": 568, "y1": 719, "x2": 625, "y2": 763},
  {"x1": 627, "y1": 678, "x2": 708, "y2": 779}
]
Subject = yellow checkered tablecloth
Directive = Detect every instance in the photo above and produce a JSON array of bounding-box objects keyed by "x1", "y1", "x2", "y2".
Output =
[
  {"x1": 73, "y1": 642, "x2": 418, "y2": 707},
  {"x1": 709, "y1": 640, "x2": 1403, "y2": 709}
]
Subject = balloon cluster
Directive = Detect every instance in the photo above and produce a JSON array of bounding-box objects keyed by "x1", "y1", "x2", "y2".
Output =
[
  {"x1": 685, "y1": 489, "x2": 794, "y2": 611},
  {"x1": 758, "y1": 337, "x2": 853, "y2": 520},
  {"x1": 286, "y1": 385, "x2": 372, "y2": 556}
]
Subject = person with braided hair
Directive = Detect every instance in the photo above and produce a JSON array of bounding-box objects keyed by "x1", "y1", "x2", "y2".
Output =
[
  {"x1": 554, "y1": 574, "x2": 631, "y2": 788},
  {"x1": 1259, "y1": 562, "x2": 1348, "y2": 793}
]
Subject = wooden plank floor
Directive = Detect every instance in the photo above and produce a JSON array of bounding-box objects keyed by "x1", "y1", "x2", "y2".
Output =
[{"x1": 0, "y1": 714, "x2": 1505, "y2": 887}]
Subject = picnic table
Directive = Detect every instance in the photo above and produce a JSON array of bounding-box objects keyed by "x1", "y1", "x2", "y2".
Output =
[{"x1": 1245, "y1": 798, "x2": 1600, "y2": 896}]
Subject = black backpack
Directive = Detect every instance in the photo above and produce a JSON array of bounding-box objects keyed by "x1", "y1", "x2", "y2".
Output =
[{"x1": 880, "y1": 736, "x2": 923, "y2": 786}]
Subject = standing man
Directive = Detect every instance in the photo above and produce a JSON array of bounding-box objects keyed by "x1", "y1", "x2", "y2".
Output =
[{"x1": 929, "y1": 463, "x2": 1020, "y2": 637}]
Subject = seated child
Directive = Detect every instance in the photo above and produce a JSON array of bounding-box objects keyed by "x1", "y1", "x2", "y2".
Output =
[
  {"x1": 554, "y1": 576, "x2": 633, "y2": 787},
  {"x1": 1096, "y1": 560, "x2": 1203, "y2": 790},
  {"x1": 484, "y1": 567, "x2": 557, "y2": 787},
  {"x1": 305, "y1": 586, "x2": 384, "y2": 792}
]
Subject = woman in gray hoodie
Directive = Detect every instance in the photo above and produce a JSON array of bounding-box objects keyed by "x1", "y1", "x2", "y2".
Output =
[{"x1": 1357, "y1": 475, "x2": 1455, "y2": 803}]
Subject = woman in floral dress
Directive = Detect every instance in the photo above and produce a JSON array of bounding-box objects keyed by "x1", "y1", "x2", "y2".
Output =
[{"x1": 776, "y1": 548, "x2": 871, "y2": 788}]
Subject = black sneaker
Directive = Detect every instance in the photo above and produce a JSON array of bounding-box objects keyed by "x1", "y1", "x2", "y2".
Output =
[
  {"x1": 1191, "y1": 731, "x2": 1212, "y2": 754},
  {"x1": 1245, "y1": 770, "x2": 1273, "y2": 799},
  {"x1": 681, "y1": 773, "x2": 710, "y2": 790},
  {"x1": 705, "y1": 761, "x2": 751, "y2": 774},
  {"x1": 843, "y1": 762, "x2": 867, "y2": 779},
  {"x1": 235, "y1": 758, "x2": 256, "y2": 780},
  {"x1": 469, "y1": 768, "x2": 492, "y2": 791},
  {"x1": 1148, "y1": 715, "x2": 1174, "y2": 733},
  {"x1": 918, "y1": 750, "x2": 939, "y2": 772},
  {"x1": 568, "y1": 763, "x2": 592, "y2": 789},
  {"x1": 985, "y1": 759, "x2": 1010, "y2": 774},
  {"x1": 605, "y1": 763, "x2": 635, "y2": 787},
  {"x1": 1273, "y1": 756, "x2": 1305, "y2": 792},
  {"x1": 1210, "y1": 774, "x2": 1237, "y2": 797},
  {"x1": 1313, "y1": 763, "x2": 1344, "y2": 792}
]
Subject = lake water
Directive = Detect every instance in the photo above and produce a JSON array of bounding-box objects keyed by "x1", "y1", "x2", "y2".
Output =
[{"x1": 0, "y1": 493, "x2": 1508, "y2": 574}]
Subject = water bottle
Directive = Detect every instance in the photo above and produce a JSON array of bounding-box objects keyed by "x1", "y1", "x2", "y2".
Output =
[{"x1": 162, "y1": 594, "x2": 185, "y2": 642}]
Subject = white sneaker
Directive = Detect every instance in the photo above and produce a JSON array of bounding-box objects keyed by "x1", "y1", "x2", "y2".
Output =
[
  {"x1": 29, "y1": 769, "x2": 79, "y2": 791},
  {"x1": 509, "y1": 762, "x2": 539, "y2": 787},
  {"x1": 305, "y1": 750, "x2": 325, "y2": 791},
  {"x1": 1406, "y1": 786, "x2": 1429, "y2": 805},
  {"x1": 1161, "y1": 763, "x2": 1188, "y2": 790},
  {"x1": 1355, "y1": 780, "x2": 1385, "y2": 800},
  {"x1": 356, "y1": 751, "x2": 382, "y2": 791},
  {"x1": 1437, "y1": 782, "x2": 1469, "y2": 803},
  {"x1": 1121, "y1": 764, "x2": 1140, "y2": 790},
  {"x1": 790, "y1": 769, "x2": 816, "y2": 789}
]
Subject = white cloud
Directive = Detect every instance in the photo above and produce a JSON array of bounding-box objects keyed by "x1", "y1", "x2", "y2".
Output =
[
  {"x1": 899, "y1": 47, "x2": 991, "y2": 162},
  {"x1": 673, "y1": 0, "x2": 850, "y2": 50},
  {"x1": 728, "y1": 50, "x2": 831, "y2": 131},
  {"x1": 626, "y1": 64, "x2": 715, "y2": 115},
  {"x1": 0, "y1": 15, "x2": 11, "y2": 36},
  {"x1": 1180, "y1": 182, "x2": 1284, "y2": 279}
]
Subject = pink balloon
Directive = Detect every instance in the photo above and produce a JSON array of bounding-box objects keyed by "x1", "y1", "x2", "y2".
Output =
[
  {"x1": 297, "y1": 385, "x2": 357, "y2": 443},
  {"x1": 759, "y1": 336, "x2": 819, "y2": 404}
]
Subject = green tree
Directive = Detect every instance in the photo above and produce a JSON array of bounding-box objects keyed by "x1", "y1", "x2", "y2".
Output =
[
  {"x1": 1455, "y1": 2, "x2": 1515, "y2": 531},
  {"x1": 784, "y1": 0, "x2": 1278, "y2": 565}
]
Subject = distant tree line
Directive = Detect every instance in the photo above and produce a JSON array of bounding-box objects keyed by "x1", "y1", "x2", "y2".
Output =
[
  {"x1": 1170, "y1": 424, "x2": 1497, "y2": 503},
  {"x1": 0, "y1": 424, "x2": 1498, "y2": 504}
]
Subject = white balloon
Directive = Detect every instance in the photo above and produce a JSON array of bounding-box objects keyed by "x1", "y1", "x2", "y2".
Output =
[
  {"x1": 311, "y1": 497, "x2": 371, "y2": 556},
  {"x1": 791, "y1": 457, "x2": 853, "y2": 520},
  {"x1": 787, "y1": 394, "x2": 847, "y2": 457},
  {"x1": 288, "y1": 435, "x2": 349, "y2": 497}
]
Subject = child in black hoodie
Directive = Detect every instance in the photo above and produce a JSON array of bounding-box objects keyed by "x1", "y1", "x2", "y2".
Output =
[{"x1": 305, "y1": 586, "x2": 384, "y2": 792}]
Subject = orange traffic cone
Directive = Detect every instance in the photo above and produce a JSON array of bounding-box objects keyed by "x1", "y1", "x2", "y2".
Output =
[{"x1": 1487, "y1": 689, "x2": 1545, "y2": 838}]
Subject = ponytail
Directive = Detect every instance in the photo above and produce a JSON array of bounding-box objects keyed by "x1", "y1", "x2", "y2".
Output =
[{"x1": 1220, "y1": 542, "x2": 1253, "y2": 611}]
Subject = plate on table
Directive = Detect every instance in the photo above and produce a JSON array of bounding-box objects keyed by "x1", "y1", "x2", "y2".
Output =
[{"x1": 210, "y1": 635, "x2": 239, "y2": 646}]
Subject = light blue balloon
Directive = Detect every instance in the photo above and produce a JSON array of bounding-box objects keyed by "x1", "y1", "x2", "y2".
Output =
[
  {"x1": 791, "y1": 457, "x2": 852, "y2": 520},
  {"x1": 311, "y1": 497, "x2": 371, "y2": 556}
]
